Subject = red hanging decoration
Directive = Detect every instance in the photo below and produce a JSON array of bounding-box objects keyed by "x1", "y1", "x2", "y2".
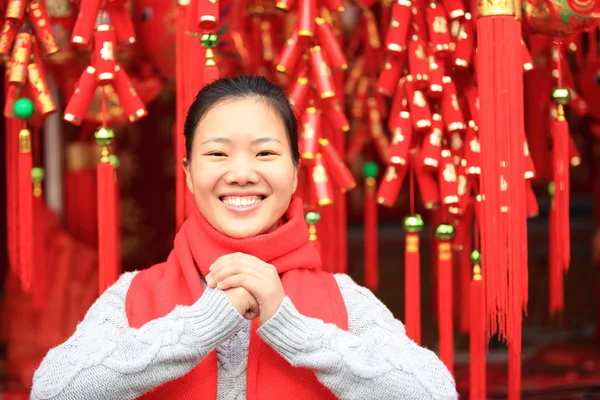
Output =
[
  {"x1": 32, "y1": 166, "x2": 47, "y2": 308},
  {"x1": 95, "y1": 127, "x2": 119, "y2": 295},
  {"x1": 476, "y1": 1, "x2": 527, "y2": 396},
  {"x1": 469, "y1": 250, "x2": 487, "y2": 400},
  {"x1": 363, "y1": 161, "x2": 379, "y2": 291},
  {"x1": 404, "y1": 213, "x2": 423, "y2": 345},
  {"x1": 18, "y1": 125, "x2": 33, "y2": 292},
  {"x1": 435, "y1": 221, "x2": 455, "y2": 376}
]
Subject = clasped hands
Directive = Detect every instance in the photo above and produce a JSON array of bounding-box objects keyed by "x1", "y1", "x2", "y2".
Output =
[{"x1": 205, "y1": 253, "x2": 284, "y2": 326}]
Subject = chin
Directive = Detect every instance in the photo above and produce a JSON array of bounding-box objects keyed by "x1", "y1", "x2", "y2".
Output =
[{"x1": 218, "y1": 221, "x2": 272, "y2": 239}]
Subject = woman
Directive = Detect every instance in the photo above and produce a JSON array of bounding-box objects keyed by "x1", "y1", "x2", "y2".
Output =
[{"x1": 31, "y1": 75, "x2": 457, "y2": 400}]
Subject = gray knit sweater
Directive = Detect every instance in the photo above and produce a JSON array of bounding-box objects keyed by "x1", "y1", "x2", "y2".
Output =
[{"x1": 30, "y1": 272, "x2": 458, "y2": 400}]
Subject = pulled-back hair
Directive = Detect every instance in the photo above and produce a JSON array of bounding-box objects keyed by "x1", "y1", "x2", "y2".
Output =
[{"x1": 183, "y1": 75, "x2": 300, "y2": 165}]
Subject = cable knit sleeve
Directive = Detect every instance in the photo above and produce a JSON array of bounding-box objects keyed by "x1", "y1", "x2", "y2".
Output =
[
  {"x1": 257, "y1": 273, "x2": 458, "y2": 400},
  {"x1": 30, "y1": 271, "x2": 244, "y2": 400}
]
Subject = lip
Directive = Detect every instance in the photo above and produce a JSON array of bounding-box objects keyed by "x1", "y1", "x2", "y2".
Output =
[{"x1": 219, "y1": 192, "x2": 267, "y2": 198}]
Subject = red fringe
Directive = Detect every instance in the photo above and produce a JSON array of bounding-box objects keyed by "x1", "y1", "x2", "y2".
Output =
[
  {"x1": 508, "y1": 313, "x2": 522, "y2": 400},
  {"x1": 437, "y1": 241, "x2": 454, "y2": 375},
  {"x1": 32, "y1": 194, "x2": 47, "y2": 308},
  {"x1": 6, "y1": 118, "x2": 19, "y2": 273},
  {"x1": 364, "y1": 181, "x2": 378, "y2": 290},
  {"x1": 405, "y1": 232, "x2": 421, "y2": 344},
  {"x1": 552, "y1": 113, "x2": 570, "y2": 272},
  {"x1": 175, "y1": 7, "x2": 187, "y2": 231},
  {"x1": 97, "y1": 160, "x2": 119, "y2": 295},
  {"x1": 549, "y1": 197, "x2": 564, "y2": 315},
  {"x1": 18, "y1": 142, "x2": 33, "y2": 292},
  {"x1": 477, "y1": 15, "x2": 527, "y2": 341},
  {"x1": 470, "y1": 277, "x2": 486, "y2": 400}
]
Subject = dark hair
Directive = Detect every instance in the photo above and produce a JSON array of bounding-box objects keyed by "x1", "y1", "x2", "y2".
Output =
[{"x1": 183, "y1": 75, "x2": 300, "y2": 165}]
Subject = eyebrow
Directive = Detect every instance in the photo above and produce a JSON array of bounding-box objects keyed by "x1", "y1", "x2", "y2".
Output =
[{"x1": 201, "y1": 137, "x2": 283, "y2": 145}]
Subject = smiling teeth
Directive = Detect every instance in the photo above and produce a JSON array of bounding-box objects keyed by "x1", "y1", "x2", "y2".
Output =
[{"x1": 221, "y1": 196, "x2": 263, "y2": 207}]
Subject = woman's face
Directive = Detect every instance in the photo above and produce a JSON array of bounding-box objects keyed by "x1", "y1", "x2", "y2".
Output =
[{"x1": 184, "y1": 97, "x2": 298, "y2": 239}]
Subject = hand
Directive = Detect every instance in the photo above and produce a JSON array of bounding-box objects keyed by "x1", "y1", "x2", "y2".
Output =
[
  {"x1": 206, "y1": 253, "x2": 285, "y2": 326},
  {"x1": 224, "y1": 287, "x2": 259, "y2": 320}
]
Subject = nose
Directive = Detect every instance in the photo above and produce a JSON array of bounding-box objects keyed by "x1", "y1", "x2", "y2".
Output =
[{"x1": 223, "y1": 157, "x2": 259, "y2": 186}]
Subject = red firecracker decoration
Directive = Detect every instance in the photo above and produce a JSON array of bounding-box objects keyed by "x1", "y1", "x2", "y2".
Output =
[{"x1": 64, "y1": 15, "x2": 147, "y2": 125}]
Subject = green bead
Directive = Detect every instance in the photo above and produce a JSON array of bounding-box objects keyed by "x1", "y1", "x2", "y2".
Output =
[
  {"x1": 201, "y1": 33, "x2": 218, "y2": 48},
  {"x1": 548, "y1": 182, "x2": 555, "y2": 196},
  {"x1": 434, "y1": 223, "x2": 455, "y2": 240},
  {"x1": 94, "y1": 127, "x2": 115, "y2": 147},
  {"x1": 305, "y1": 211, "x2": 321, "y2": 224},
  {"x1": 13, "y1": 98, "x2": 35, "y2": 119},
  {"x1": 403, "y1": 214, "x2": 424, "y2": 233},
  {"x1": 470, "y1": 249, "x2": 481, "y2": 264},
  {"x1": 551, "y1": 87, "x2": 570, "y2": 105},
  {"x1": 362, "y1": 161, "x2": 379, "y2": 178},
  {"x1": 31, "y1": 167, "x2": 45, "y2": 182},
  {"x1": 109, "y1": 154, "x2": 120, "y2": 169}
]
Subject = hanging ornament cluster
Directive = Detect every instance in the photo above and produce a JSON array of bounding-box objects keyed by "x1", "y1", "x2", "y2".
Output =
[
  {"x1": 521, "y1": 2, "x2": 596, "y2": 317},
  {"x1": 2, "y1": 0, "x2": 59, "y2": 120},
  {"x1": 61, "y1": 1, "x2": 142, "y2": 294},
  {"x1": 2, "y1": 0, "x2": 58, "y2": 304},
  {"x1": 64, "y1": 9, "x2": 146, "y2": 126},
  {"x1": 340, "y1": 0, "x2": 543, "y2": 397},
  {"x1": 174, "y1": 0, "x2": 221, "y2": 230}
]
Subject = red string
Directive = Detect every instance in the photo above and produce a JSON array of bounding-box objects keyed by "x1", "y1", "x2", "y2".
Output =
[
  {"x1": 102, "y1": 86, "x2": 107, "y2": 128},
  {"x1": 409, "y1": 162, "x2": 415, "y2": 215}
]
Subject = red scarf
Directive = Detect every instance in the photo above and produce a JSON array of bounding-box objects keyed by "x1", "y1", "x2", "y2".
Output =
[{"x1": 125, "y1": 197, "x2": 347, "y2": 399}]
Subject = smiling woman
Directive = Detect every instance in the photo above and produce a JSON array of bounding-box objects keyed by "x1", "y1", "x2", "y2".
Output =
[
  {"x1": 30, "y1": 76, "x2": 458, "y2": 400},
  {"x1": 183, "y1": 84, "x2": 299, "y2": 238}
]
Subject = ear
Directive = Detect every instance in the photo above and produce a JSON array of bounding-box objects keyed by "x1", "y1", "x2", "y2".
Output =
[
  {"x1": 292, "y1": 165, "x2": 299, "y2": 194},
  {"x1": 182, "y1": 157, "x2": 194, "y2": 194}
]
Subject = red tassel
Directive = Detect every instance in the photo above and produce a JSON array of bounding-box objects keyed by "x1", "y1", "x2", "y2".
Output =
[
  {"x1": 363, "y1": 166, "x2": 379, "y2": 291},
  {"x1": 548, "y1": 182, "x2": 564, "y2": 315},
  {"x1": 32, "y1": 167, "x2": 47, "y2": 308},
  {"x1": 477, "y1": 9, "x2": 526, "y2": 399},
  {"x1": 95, "y1": 126, "x2": 119, "y2": 295},
  {"x1": 404, "y1": 215, "x2": 423, "y2": 344},
  {"x1": 97, "y1": 150, "x2": 119, "y2": 295},
  {"x1": 476, "y1": 11, "x2": 527, "y2": 335},
  {"x1": 436, "y1": 224, "x2": 455, "y2": 375},
  {"x1": 552, "y1": 104, "x2": 570, "y2": 271},
  {"x1": 469, "y1": 251, "x2": 487, "y2": 400},
  {"x1": 6, "y1": 117, "x2": 19, "y2": 273},
  {"x1": 175, "y1": 7, "x2": 186, "y2": 231},
  {"x1": 18, "y1": 127, "x2": 33, "y2": 292},
  {"x1": 306, "y1": 212, "x2": 322, "y2": 259}
]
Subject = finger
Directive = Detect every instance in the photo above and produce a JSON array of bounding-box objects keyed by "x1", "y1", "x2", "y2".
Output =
[
  {"x1": 207, "y1": 264, "x2": 262, "y2": 287},
  {"x1": 210, "y1": 252, "x2": 250, "y2": 270},
  {"x1": 216, "y1": 273, "x2": 263, "y2": 297},
  {"x1": 209, "y1": 257, "x2": 274, "y2": 282}
]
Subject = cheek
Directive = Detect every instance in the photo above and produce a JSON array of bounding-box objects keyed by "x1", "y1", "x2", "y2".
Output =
[
  {"x1": 190, "y1": 163, "x2": 219, "y2": 195},
  {"x1": 263, "y1": 163, "x2": 297, "y2": 193}
]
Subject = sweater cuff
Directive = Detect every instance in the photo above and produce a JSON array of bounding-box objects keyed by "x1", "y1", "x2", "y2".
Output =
[
  {"x1": 257, "y1": 297, "x2": 315, "y2": 359},
  {"x1": 185, "y1": 287, "x2": 244, "y2": 348}
]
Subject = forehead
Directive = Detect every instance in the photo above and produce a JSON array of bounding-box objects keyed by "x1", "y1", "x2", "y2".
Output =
[{"x1": 195, "y1": 97, "x2": 287, "y2": 142}]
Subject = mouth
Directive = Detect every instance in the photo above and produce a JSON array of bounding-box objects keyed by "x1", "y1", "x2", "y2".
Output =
[{"x1": 219, "y1": 195, "x2": 266, "y2": 209}]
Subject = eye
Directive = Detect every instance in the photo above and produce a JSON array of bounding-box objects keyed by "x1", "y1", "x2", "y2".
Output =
[
  {"x1": 206, "y1": 152, "x2": 227, "y2": 157},
  {"x1": 257, "y1": 151, "x2": 277, "y2": 157}
]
